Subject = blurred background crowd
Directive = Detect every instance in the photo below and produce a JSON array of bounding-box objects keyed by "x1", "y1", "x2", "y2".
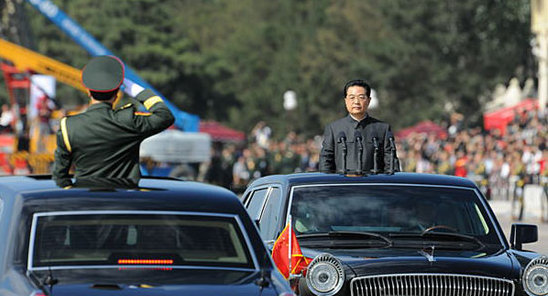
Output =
[
  {"x1": 0, "y1": 82, "x2": 543, "y2": 214},
  {"x1": 199, "y1": 108, "x2": 546, "y2": 205}
]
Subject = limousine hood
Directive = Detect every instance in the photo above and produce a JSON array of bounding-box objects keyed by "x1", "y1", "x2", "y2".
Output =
[{"x1": 302, "y1": 247, "x2": 520, "y2": 279}]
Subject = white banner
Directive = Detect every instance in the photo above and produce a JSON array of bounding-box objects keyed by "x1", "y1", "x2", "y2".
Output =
[{"x1": 29, "y1": 75, "x2": 56, "y2": 120}]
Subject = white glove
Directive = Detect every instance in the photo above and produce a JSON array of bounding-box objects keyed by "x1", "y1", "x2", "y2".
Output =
[{"x1": 123, "y1": 78, "x2": 145, "y2": 97}]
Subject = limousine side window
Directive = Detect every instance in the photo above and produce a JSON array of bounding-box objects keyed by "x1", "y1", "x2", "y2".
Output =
[
  {"x1": 258, "y1": 187, "x2": 282, "y2": 241},
  {"x1": 245, "y1": 188, "x2": 269, "y2": 220}
]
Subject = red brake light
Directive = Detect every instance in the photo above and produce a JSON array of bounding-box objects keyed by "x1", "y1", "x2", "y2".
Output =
[
  {"x1": 31, "y1": 292, "x2": 46, "y2": 296},
  {"x1": 118, "y1": 259, "x2": 173, "y2": 265}
]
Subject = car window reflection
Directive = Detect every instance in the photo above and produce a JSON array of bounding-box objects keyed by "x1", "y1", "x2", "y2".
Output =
[
  {"x1": 30, "y1": 212, "x2": 254, "y2": 270},
  {"x1": 289, "y1": 185, "x2": 496, "y2": 244}
]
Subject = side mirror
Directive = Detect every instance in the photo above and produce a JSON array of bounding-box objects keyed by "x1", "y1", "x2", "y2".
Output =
[
  {"x1": 510, "y1": 223, "x2": 538, "y2": 250},
  {"x1": 254, "y1": 219, "x2": 260, "y2": 230}
]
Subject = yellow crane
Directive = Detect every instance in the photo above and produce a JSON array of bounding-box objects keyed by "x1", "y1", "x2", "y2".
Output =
[
  {"x1": 0, "y1": 38, "x2": 85, "y2": 92},
  {"x1": 0, "y1": 38, "x2": 87, "y2": 161}
]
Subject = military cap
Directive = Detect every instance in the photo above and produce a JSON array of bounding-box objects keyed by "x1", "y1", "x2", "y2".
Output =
[{"x1": 82, "y1": 55, "x2": 125, "y2": 92}]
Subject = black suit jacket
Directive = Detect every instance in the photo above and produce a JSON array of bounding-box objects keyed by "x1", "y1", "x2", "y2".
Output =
[{"x1": 319, "y1": 115, "x2": 399, "y2": 174}]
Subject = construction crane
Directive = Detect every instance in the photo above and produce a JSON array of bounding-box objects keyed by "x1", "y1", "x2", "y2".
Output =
[
  {"x1": 25, "y1": 0, "x2": 200, "y2": 131},
  {"x1": 0, "y1": 38, "x2": 87, "y2": 155},
  {"x1": 0, "y1": 0, "x2": 205, "y2": 174},
  {"x1": 0, "y1": 38, "x2": 85, "y2": 92},
  {"x1": 0, "y1": 0, "x2": 38, "y2": 154}
]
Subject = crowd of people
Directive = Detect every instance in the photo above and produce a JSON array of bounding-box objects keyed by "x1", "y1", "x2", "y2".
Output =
[
  {"x1": 202, "y1": 127, "x2": 322, "y2": 192},
  {"x1": 0, "y1": 83, "x2": 545, "y2": 205},
  {"x1": 397, "y1": 109, "x2": 546, "y2": 201},
  {"x1": 202, "y1": 109, "x2": 546, "y2": 202}
]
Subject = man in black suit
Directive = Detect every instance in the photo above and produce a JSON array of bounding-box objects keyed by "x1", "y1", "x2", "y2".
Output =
[{"x1": 319, "y1": 79, "x2": 399, "y2": 174}]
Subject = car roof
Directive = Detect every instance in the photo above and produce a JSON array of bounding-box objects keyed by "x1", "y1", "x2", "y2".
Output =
[
  {"x1": 247, "y1": 172, "x2": 478, "y2": 189},
  {"x1": 0, "y1": 176, "x2": 244, "y2": 215}
]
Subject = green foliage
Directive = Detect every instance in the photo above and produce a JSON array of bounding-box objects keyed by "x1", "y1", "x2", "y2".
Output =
[
  {"x1": 23, "y1": 0, "x2": 89, "y2": 107},
  {"x1": 374, "y1": 0, "x2": 532, "y2": 128},
  {"x1": 0, "y1": 77, "x2": 8, "y2": 105},
  {"x1": 21, "y1": 0, "x2": 532, "y2": 134}
]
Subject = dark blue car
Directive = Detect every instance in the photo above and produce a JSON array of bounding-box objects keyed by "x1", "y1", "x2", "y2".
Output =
[
  {"x1": 243, "y1": 172, "x2": 546, "y2": 296},
  {"x1": 0, "y1": 176, "x2": 294, "y2": 296}
]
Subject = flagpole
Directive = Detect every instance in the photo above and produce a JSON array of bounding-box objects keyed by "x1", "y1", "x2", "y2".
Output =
[{"x1": 288, "y1": 215, "x2": 292, "y2": 276}]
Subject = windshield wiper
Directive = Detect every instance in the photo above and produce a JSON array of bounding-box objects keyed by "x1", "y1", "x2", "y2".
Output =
[
  {"x1": 27, "y1": 270, "x2": 55, "y2": 296},
  {"x1": 389, "y1": 232, "x2": 485, "y2": 249},
  {"x1": 297, "y1": 231, "x2": 392, "y2": 246}
]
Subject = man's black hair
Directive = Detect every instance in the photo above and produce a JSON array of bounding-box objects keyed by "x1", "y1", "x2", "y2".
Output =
[
  {"x1": 343, "y1": 80, "x2": 371, "y2": 97},
  {"x1": 90, "y1": 89, "x2": 119, "y2": 101}
]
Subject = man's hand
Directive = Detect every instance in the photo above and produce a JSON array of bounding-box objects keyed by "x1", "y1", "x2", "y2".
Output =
[{"x1": 123, "y1": 78, "x2": 145, "y2": 97}]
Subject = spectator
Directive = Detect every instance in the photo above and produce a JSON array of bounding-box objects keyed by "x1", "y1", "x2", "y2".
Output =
[
  {"x1": 251, "y1": 121, "x2": 272, "y2": 149},
  {"x1": 35, "y1": 94, "x2": 56, "y2": 152},
  {"x1": 0, "y1": 104, "x2": 14, "y2": 133},
  {"x1": 232, "y1": 149, "x2": 251, "y2": 192}
]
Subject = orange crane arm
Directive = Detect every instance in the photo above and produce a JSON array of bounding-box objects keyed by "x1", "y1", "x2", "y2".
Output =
[{"x1": 0, "y1": 38, "x2": 86, "y2": 92}]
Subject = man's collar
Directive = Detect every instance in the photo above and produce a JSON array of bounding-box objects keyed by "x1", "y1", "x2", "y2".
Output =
[
  {"x1": 86, "y1": 102, "x2": 113, "y2": 111},
  {"x1": 347, "y1": 113, "x2": 369, "y2": 128}
]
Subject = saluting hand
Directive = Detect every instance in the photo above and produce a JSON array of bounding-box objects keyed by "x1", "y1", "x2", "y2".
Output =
[{"x1": 123, "y1": 78, "x2": 145, "y2": 97}]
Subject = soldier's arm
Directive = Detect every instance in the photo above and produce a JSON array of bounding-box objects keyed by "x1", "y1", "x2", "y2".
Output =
[
  {"x1": 131, "y1": 89, "x2": 175, "y2": 136},
  {"x1": 52, "y1": 125, "x2": 73, "y2": 187},
  {"x1": 122, "y1": 78, "x2": 175, "y2": 135},
  {"x1": 319, "y1": 124, "x2": 336, "y2": 173}
]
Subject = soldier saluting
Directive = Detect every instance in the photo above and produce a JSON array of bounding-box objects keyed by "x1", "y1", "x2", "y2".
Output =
[{"x1": 53, "y1": 56, "x2": 175, "y2": 187}]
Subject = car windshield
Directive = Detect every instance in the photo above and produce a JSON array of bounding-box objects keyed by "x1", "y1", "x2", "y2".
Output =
[
  {"x1": 29, "y1": 212, "x2": 254, "y2": 270},
  {"x1": 290, "y1": 185, "x2": 502, "y2": 246}
]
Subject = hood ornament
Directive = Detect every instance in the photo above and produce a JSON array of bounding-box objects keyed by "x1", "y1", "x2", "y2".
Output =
[{"x1": 418, "y1": 245, "x2": 436, "y2": 262}]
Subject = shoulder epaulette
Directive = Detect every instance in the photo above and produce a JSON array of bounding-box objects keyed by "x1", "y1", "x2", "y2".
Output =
[
  {"x1": 60, "y1": 117, "x2": 72, "y2": 153},
  {"x1": 115, "y1": 103, "x2": 134, "y2": 111}
]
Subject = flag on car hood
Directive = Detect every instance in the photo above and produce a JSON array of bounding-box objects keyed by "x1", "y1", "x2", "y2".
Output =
[{"x1": 271, "y1": 223, "x2": 310, "y2": 278}]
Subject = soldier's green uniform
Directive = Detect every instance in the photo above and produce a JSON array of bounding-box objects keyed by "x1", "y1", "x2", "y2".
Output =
[{"x1": 53, "y1": 56, "x2": 175, "y2": 187}]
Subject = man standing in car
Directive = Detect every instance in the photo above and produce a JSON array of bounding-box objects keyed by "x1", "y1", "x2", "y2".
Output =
[
  {"x1": 319, "y1": 79, "x2": 399, "y2": 174},
  {"x1": 53, "y1": 56, "x2": 175, "y2": 187}
]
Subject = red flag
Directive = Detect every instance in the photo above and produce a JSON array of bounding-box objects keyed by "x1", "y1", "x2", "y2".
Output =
[{"x1": 271, "y1": 224, "x2": 310, "y2": 279}]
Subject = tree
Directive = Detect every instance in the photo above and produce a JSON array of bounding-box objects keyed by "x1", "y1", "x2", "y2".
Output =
[
  {"x1": 375, "y1": 0, "x2": 533, "y2": 128},
  {"x1": 23, "y1": 0, "x2": 533, "y2": 135}
]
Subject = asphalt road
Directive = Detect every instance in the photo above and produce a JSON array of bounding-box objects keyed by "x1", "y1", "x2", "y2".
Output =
[{"x1": 495, "y1": 214, "x2": 547, "y2": 255}]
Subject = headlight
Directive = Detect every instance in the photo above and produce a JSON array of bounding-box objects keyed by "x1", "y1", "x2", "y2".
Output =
[
  {"x1": 305, "y1": 253, "x2": 345, "y2": 296},
  {"x1": 523, "y1": 256, "x2": 548, "y2": 296}
]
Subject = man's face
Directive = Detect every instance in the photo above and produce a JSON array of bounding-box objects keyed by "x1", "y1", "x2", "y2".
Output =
[{"x1": 345, "y1": 86, "x2": 370, "y2": 118}]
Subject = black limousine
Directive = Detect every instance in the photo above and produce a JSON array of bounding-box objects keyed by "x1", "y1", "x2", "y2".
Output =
[
  {"x1": 0, "y1": 176, "x2": 294, "y2": 296},
  {"x1": 243, "y1": 172, "x2": 546, "y2": 296}
]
